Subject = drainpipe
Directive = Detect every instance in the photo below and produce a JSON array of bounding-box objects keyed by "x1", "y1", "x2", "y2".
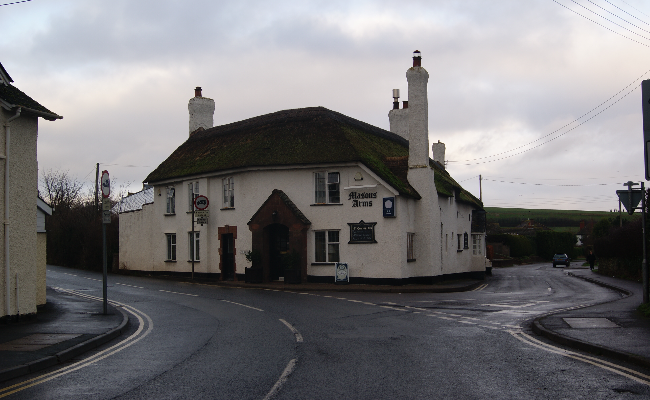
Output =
[{"x1": 4, "y1": 107, "x2": 20, "y2": 317}]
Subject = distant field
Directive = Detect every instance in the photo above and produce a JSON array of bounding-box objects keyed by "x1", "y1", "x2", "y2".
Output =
[{"x1": 484, "y1": 207, "x2": 631, "y2": 228}]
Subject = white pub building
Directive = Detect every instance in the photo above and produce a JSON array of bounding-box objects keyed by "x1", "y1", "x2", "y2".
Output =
[{"x1": 118, "y1": 51, "x2": 489, "y2": 284}]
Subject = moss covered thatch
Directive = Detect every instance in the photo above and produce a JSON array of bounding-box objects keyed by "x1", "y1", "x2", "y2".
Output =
[{"x1": 145, "y1": 106, "x2": 481, "y2": 208}]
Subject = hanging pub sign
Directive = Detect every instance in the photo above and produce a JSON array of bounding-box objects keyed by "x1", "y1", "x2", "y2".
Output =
[
  {"x1": 383, "y1": 197, "x2": 395, "y2": 217},
  {"x1": 348, "y1": 220, "x2": 377, "y2": 244}
]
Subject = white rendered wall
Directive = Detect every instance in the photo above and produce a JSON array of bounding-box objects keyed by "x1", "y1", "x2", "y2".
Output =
[
  {"x1": 121, "y1": 164, "x2": 432, "y2": 279},
  {"x1": 0, "y1": 110, "x2": 39, "y2": 317}
]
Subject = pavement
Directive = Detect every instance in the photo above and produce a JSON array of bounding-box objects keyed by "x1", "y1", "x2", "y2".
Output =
[
  {"x1": 533, "y1": 267, "x2": 650, "y2": 369},
  {"x1": 2, "y1": 267, "x2": 650, "y2": 384}
]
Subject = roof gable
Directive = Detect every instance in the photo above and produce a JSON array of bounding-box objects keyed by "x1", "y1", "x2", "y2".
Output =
[{"x1": 0, "y1": 61, "x2": 62, "y2": 120}]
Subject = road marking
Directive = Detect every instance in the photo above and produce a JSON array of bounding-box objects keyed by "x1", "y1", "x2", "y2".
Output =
[
  {"x1": 472, "y1": 283, "x2": 488, "y2": 291},
  {"x1": 0, "y1": 288, "x2": 153, "y2": 398},
  {"x1": 279, "y1": 319, "x2": 304, "y2": 343},
  {"x1": 220, "y1": 299, "x2": 264, "y2": 312},
  {"x1": 510, "y1": 330, "x2": 650, "y2": 386},
  {"x1": 116, "y1": 283, "x2": 145, "y2": 289},
  {"x1": 263, "y1": 358, "x2": 297, "y2": 400},
  {"x1": 158, "y1": 289, "x2": 198, "y2": 297}
]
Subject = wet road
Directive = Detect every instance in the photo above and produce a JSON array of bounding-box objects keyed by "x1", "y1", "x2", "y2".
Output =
[{"x1": 3, "y1": 263, "x2": 650, "y2": 399}]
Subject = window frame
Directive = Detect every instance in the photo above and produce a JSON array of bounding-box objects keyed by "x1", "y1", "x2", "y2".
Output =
[
  {"x1": 166, "y1": 233, "x2": 176, "y2": 261},
  {"x1": 166, "y1": 187, "x2": 175, "y2": 214},
  {"x1": 407, "y1": 232, "x2": 415, "y2": 261},
  {"x1": 314, "y1": 230, "x2": 340, "y2": 263},
  {"x1": 222, "y1": 177, "x2": 234, "y2": 208},
  {"x1": 314, "y1": 171, "x2": 340, "y2": 204},
  {"x1": 188, "y1": 231, "x2": 200, "y2": 261},
  {"x1": 472, "y1": 234, "x2": 483, "y2": 255},
  {"x1": 188, "y1": 181, "x2": 199, "y2": 212}
]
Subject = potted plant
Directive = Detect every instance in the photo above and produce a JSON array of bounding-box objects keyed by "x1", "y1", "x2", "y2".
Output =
[{"x1": 244, "y1": 249, "x2": 263, "y2": 283}]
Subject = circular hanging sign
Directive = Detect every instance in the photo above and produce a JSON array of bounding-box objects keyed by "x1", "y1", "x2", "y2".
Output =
[
  {"x1": 101, "y1": 170, "x2": 110, "y2": 198},
  {"x1": 194, "y1": 195, "x2": 209, "y2": 210}
]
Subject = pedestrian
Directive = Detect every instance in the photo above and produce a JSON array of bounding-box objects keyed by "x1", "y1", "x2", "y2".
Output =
[{"x1": 587, "y1": 250, "x2": 596, "y2": 270}]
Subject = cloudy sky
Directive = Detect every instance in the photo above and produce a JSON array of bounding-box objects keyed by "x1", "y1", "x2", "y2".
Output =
[{"x1": 2, "y1": 0, "x2": 649, "y2": 211}]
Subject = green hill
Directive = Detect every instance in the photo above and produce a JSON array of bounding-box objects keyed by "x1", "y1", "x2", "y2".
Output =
[{"x1": 485, "y1": 207, "x2": 629, "y2": 229}]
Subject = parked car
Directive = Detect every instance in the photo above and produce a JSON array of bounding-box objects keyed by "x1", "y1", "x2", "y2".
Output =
[{"x1": 552, "y1": 253, "x2": 571, "y2": 268}]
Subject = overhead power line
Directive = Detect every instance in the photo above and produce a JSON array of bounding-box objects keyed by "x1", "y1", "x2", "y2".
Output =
[
  {"x1": 0, "y1": 0, "x2": 31, "y2": 6},
  {"x1": 616, "y1": 0, "x2": 650, "y2": 20},
  {"x1": 551, "y1": 0, "x2": 650, "y2": 48},
  {"x1": 569, "y1": 0, "x2": 650, "y2": 41},
  {"x1": 451, "y1": 66, "x2": 650, "y2": 165}
]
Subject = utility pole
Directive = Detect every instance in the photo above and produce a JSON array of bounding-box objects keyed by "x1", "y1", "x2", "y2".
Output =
[
  {"x1": 479, "y1": 175, "x2": 483, "y2": 202},
  {"x1": 94, "y1": 163, "x2": 99, "y2": 215}
]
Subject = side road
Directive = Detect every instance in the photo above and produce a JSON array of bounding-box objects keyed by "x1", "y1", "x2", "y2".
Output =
[
  {"x1": 533, "y1": 268, "x2": 650, "y2": 369},
  {"x1": 0, "y1": 287, "x2": 129, "y2": 383}
]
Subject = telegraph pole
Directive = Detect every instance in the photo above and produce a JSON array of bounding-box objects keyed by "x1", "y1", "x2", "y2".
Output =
[{"x1": 479, "y1": 175, "x2": 483, "y2": 202}]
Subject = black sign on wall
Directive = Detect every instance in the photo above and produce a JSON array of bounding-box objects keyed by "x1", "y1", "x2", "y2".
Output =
[{"x1": 348, "y1": 220, "x2": 377, "y2": 244}]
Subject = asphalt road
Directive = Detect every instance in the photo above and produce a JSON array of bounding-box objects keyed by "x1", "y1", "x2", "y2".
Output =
[{"x1": 5, "y1": 263, "x2": 650, "y2": 399}]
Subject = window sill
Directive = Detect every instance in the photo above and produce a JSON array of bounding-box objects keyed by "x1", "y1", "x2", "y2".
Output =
[
  {"x1": 164, "y1": 260, "x2": 177, "y2": 263},
  {"x1": 187, "y1": 260, "x2": 200, "y2": 263},
  {"x1": 311, "y1": 262, "x2": 336, "y2": 266},
  {"x1": 220, "y1": 207, "x2": 235, "y2": 211},
  {"x1": 310, "y1": 203, "x2": 343, "y2": 206},
  {"x1": 457, "y1": 250, "x2": 463, "y2": 253},
  {"x1": 164, "y1": 213, "x2": 176, "y2": 216},
  {"x1": 407, "y1": 259, "x2": 416, "y2": 263}
]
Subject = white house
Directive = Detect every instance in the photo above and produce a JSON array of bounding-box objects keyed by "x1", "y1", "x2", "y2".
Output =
[
  {"x1": 0, "y1": 62, "x2": 62, "y2": 319},
  {"x1": 118, "y1": 52, "x2": 487, "y2": 284}
]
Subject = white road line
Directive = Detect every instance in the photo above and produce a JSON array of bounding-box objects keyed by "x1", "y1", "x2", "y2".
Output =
[
  {"x1": 1, "y1": 288, "x2": 154, "y2": 398},
  {"x1": 510, "y1": 330, "x2": 650, "y2": 386},
  {"x1": 279, "y1": 319, "x2": 304, "y2": 343},
  {"x1": 158, "y1": 289, "x2": 199, "y2": 297},
  {"x1": 220, "y1": 299, "x2": 264, "y2": 312},
  {"x1": 263, "y1": 358, "x2": 297, "y2": 400}
]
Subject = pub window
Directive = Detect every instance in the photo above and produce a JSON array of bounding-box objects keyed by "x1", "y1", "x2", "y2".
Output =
[
  {"x1": 472, "y1": 234, "x2": 482, "y2": 255},
  {"x1": 188, "y1": 181, "x2": 199, "y2": 211},
  {"x1": 457, "y1": 234, "x2": 462, "y2": 251},
  {"x1": 189, "y1": 231, "x2": 200, "y2": 261},
  {"x1": 315, "y1": 230, "x2": 340, "y2": 262},
  {"x1": 166, "y1": 233, "x2": 176, "y2": 261},
  {"x1": 166, "y1": 187, "x2": 175, "y2": 214},
  {"x1": 314, "y1": 172, "x2": 340, "y2": 204},
  {"x1": 407, "y1": 232, "x2": 415, "y2": 261},
  {"x1": 223, "y1": 177, "x2": 234, "y2": 208}
]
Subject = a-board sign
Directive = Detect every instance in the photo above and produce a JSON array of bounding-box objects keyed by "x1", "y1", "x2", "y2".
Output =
[
  {"x1": 347, "y1": 220, "x2": 377, "y2": 244},
  {"x1": 194, "y1": 195, "x2": 209, "y2": 210},
  {"x1": 335, "y1": 262, "x2": 349, "y2": 284}
]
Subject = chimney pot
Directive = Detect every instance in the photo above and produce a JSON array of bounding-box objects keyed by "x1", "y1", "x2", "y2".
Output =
[
  {"x1": 412, "y1": 50, "x2": 422, "y2": 67},
  {"x1": 403, "y1": 100, "x2": 408, "y2": 109},
  {"x1": 195, "y1": 86, "x2": 202, "y2": 97}
]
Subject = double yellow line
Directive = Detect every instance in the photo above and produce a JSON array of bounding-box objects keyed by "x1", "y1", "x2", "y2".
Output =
[{"x1": 0, "y1": 288, "x2": 153, "y2": 398}]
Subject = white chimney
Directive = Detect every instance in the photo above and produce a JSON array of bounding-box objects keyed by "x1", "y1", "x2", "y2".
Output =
[
  {"x1": 188, "y1": 86, "x2": 215, "y2": 136},
  {"x1": 388, "y1": 88, "x2": 409, "y2": 140},
  {"x1": 432, "y1": 140, "x2": 445, "y2": 168},
  {"x1": 406, "y1": 50, "x2": 429, "y2": 168}
]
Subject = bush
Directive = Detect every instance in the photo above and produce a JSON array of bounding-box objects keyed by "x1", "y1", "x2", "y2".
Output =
[
  {"x1": 536, "y1": 231, "x2": 576, "y2": 260},
  {"x1": 486, "y1": 234, "x2": 534, "y2": 258}
]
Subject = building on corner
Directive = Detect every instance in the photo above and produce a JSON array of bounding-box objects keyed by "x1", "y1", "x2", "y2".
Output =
[
  {"x1": 118, "y1": 51, "x2": 488, "y2": 284},
  {"x1": 0, "y1": 62, "x2": 62, "y2": 320}
]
